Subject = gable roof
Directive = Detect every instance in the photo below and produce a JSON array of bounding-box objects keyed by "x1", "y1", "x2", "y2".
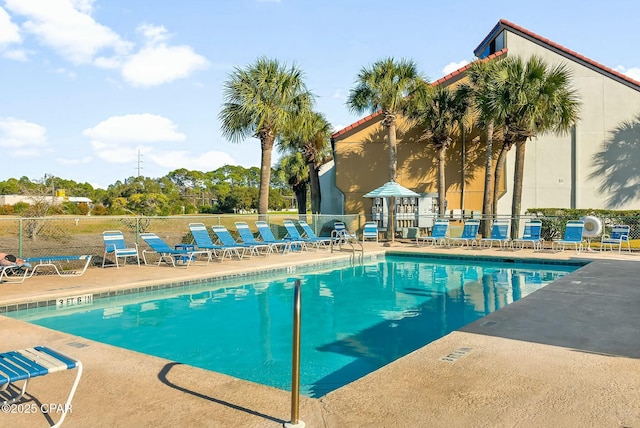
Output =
[
  {"x1": 331, "y1": 48, "x2": 508, "y2": 139},
  {"x1": 476, "y1": 19, "x2": 640, "y2": 90}
]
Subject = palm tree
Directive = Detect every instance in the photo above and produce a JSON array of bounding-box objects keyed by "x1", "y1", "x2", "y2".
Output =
[
  {"x1": 468, "y1": 59, "x2": 503, "y2": 237},
  {"x1": 487, "y1": 56, "x2": 581, "y2": 237},
  {"x1": 280, "y1": 111, "x2": 333, "y2": 214},
  {"x1": 219, "y1": 57, "x2": 313, "y2": 218},
  {"x1": 347, "y1": 57, "x2": 425, "y2": 242},
  {"x1": 277, "y1": 152, "x2": 309, "y2": 216},
  {"x1": 405, "y1": 82, "x2": 471, "y2": 216}
]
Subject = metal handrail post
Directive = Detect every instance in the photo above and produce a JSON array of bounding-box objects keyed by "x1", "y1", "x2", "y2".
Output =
[{"x1": 284, "y1": 279, "x2": 304, "y2": 428}]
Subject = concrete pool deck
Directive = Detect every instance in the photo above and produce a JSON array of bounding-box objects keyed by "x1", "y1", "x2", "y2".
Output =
[{"x1": 1, "y1": 243, "x2": 639, "y2": 427}]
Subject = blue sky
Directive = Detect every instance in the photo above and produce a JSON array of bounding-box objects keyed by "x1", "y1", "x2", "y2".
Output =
[{"x1": 1, "y1": 0, "x2": 639, "y2": 189}]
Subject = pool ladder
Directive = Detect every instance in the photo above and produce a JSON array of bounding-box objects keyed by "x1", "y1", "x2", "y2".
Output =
[{"x1": 330, "y1": 230, "x2": 364, "y2": 263}]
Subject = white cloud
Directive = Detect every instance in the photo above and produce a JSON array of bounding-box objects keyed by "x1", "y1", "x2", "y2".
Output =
[
  {"x1": 3, "y1": 49, "x2": 28, "y2": 61},
  {"x1": 5, "y1": 0, "x2": 132, "y2": 64},
  {"x1": 120, "y1": 23, "x2": 209, "y2": 88},
  {"x1": 84, "y1": 113, "x2": 188, "y2": 165},
  {"x1": 0, "y1": 117, "x2": 51, "y2": 157},
  {"x1": 615, "y1": 65, "x2": 640, "y2": 82},
  {"x1": 0, "y1": 7, "x2": 21, "y2": 45},
  {"x1": 332, "y1": 89, "x2": 346, "y2": 100},
  {"x1": 83, "y1": 113, "x2": 186, "y2": 143},
  {"x1": 57, "y1": 155, "x2": 92, "y2": 165},
  {"x1": 3, "y1": 3, "x2": 208, "y2": 87},
  {"x1": 442, "y1": 60, "x2": 469, "y2": 76}
]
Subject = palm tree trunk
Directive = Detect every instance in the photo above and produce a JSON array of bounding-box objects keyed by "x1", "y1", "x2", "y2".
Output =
[
  {"x1": 492, "y1": 143, "x2": 510, "y2": 220},
  {"x1": 511, "y1": 140, "x2": 527, "y2": 239},
  {"x1": 481, "y1": 122, "x2": 494, "y2": 237},
  {"x1": 387, "y1": 120, "x2": 397, "y2": 243},
  {"x1": 388, "y1": 121, "x2": 397, "y2": 181},
  {"x1": 293, "y1": 182, "x2": 307, "y2": 216},
  {"x1": 308, "y1": 161, "x2": 321, "y2": 214},
  {"x1": 438, "y1": 146, "x2": 447, "y2": 216},
  {"x1": 460, "y1": 127, "x2": 466, "y2": 212},
  {"x1": 258, "y1": 136, "x2": 274, "y2": 220}
]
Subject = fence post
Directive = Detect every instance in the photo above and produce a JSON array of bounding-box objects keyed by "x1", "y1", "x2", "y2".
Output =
[{"x1": 18, "y1": 218, "x2": 23, "y2": 257}]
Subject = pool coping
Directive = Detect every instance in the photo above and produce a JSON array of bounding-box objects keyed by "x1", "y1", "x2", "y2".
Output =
[
  {"x1": 0, "y1": 250, "x2": 589, "y2": 315},
  {"x1": 1, "y1": 244, "x2": 639, "y2": 427}
]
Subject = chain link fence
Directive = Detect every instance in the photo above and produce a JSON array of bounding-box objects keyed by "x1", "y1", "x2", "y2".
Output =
[
  {"x1": 0, "y1": 213, "x2": 363, "y2": 268},
  {"x1": 1, "y1": 212, "x2": 637, "y2": 269}
]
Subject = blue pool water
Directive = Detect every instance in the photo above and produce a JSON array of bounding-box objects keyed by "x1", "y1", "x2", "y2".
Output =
[{"x1": 9, "y1": 255, "x2": 581, "y2": 397}]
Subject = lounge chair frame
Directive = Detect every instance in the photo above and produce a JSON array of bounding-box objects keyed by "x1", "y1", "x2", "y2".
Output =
[
  {"x1": 511, "y1": 219, "x2": 543, "y2": 250},
  {"x1": 0, "y1": 346, "x2": 82, "y2": 428},
  {"x1": 448, "y1": 219, "x2": 480, "y2": 248},
  {"x1": 102, "y1": 230, "x2": 140, "y2": 268},
  {"x1": 416, "y1": 219, "x2": 449, "y2": 247},
  {"x1": 480, "y1": 219, "x2": 511, "y2": 249},
  {"x1": 24, "y1": 255, "x2": 93, "y2": 278},
  {"x1": 600, "y1": 224, "x2": 631, "y2": 253},
  {"x1": 140, "y1": 233, "x2": 211, "y2": 267},
  {"x1": 255, "y1": 221, "x2": 294, "y2": 253}
]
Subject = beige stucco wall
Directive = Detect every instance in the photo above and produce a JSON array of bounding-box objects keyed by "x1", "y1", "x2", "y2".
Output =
[
  {"x1": 498, "y1": 30, "x2": 640, "y2": 213},
  {"x1": 333, "y1": 113, "x2": 498, "y2": 218}
]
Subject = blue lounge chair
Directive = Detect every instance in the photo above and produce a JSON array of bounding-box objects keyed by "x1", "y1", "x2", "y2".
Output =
[
  {"x1": 0, "y1": 345, "x2": 82, "y2": 427},
  {"x1": 234, "y1": 222, "x2": 272, "y2": 256},
  {"x1": 479, "y1": 219, "x2": 510, "y2": 249},
  {"x1": 416, "y1": 219, "x2": 449, "y2": 247},
  {"x1": 552, "y1": 220, "x2": 585, "y2": 253},
  {"x1": 189, "y1": 223, "x2": 242, "y2": 261},
  {"x1": 255, "y1": 221, "x2": 294, "y2": 253},
  {"x1": 211, "y1": 225, "x2": 262, "y2": 257},
  {"x1": 362, "y1": 221, "x2": 379, "y2": 243},
  {"x1": 600, "y1": 224, "x2": 631, "y2": 253},
  {"x1": 102, "y1": 230, "x2": 140, "y2": 268},
  {"x1": 298, "y1": 221, "x2": 333, "y2": 247},
  {"x1": 284, "y1": 220, "x2": 323, "y2": 250},
  {"x1": 511, "y1": 219, "x2": 543, "y2": 250},
  {"x1": 140, "y1": 232, "x2": 211, "y2": 267},
  {"x1": 23, "y1": 255, "x2": 92, "y2": 277},
  {"x1": 448, "y1": 219, "x2": 480, "y2": 248}
]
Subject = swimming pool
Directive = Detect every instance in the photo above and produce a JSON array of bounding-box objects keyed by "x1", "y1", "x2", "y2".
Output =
[{"x1": 8, "y1": 254, "x2": 583, "y2": 397}]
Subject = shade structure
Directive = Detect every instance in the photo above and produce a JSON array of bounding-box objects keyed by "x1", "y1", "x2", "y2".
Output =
[
  {"x1": 363, "y1": 181, "x2": 420, "y2": 245},
  {"x1": 363, "y1": 181, "x2": 420, "y2": 198}
]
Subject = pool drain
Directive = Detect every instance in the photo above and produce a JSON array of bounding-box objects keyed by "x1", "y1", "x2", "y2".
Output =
[{"x1": 440, "y1": 347, "x2": 472, "y2": 362}]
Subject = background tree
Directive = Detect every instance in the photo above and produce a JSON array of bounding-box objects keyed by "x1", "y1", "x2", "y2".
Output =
[
  {"x1": 219, "y1": 57, "x2": 313, "y2": 218},
  {"x1": 277, "y1": 152, "x2": 309, "y2": 216},
  {"x1": 488, "y1": 56, "x2": 581, "y2": 237},
  {"x1": 280, "y1": 110, "x2": 333, "y2": 214},
  {"x1": 406, "y1": 83, "x2": 471, "y2": 216},
  {"x1": 347, "y1": 57, "x2": 425, "y2": 241},
  {"x1": 468, "y1": 58, "x2": 503, "y2": 237}
]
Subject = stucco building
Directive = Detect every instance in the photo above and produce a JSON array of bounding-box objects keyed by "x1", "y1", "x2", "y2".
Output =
[{"x1": 327, "y1": 19, "x2": 640, "y2": 227}]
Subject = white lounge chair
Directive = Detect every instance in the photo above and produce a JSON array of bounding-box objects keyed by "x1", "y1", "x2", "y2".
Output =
[
  {"x1": 362, "y1": 221, "x2": 379, "y2": 243},
  {"x1": 600, "y1": 224, "x2": 631, "y2": 253},
  {"x1": 102, "y1": 230, "x2": 140, "y2": 268}
]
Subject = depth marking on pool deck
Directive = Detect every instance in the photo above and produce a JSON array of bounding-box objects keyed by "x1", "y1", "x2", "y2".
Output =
[{"x1": 440, "y1": 347, "x2": 473, "y2": 362}]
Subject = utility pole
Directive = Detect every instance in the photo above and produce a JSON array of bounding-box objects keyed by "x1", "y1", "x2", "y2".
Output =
[{"x1": 136, "y1": 150, "x2": 143, "y2": 177}]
